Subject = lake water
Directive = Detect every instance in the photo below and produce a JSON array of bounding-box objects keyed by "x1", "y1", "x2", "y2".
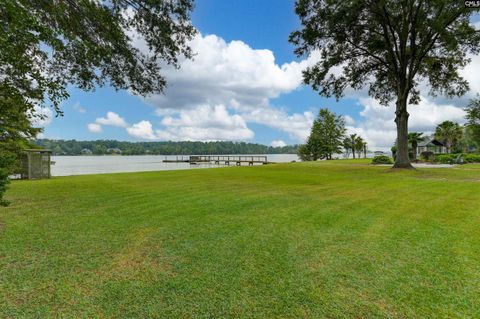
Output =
[{"x1": 51, "y1": 154, "x2": 300, "y2": 176}]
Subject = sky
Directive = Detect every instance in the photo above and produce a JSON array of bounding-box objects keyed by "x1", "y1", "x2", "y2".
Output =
[{"x1": 38, "y1": 1, "x2": 480, "y2": 150}]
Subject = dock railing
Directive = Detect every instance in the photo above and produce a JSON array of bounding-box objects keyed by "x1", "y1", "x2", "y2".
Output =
[
  {"x1": 190, "y1": 155, "x2": 268, "y2": 165},
  {"x1": 163, "y1": 155, "x2": 269, "y2": 165}
]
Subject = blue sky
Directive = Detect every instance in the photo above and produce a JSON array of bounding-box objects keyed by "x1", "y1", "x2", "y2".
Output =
[{"x1": 40, "y1": 1, "x2": 480, "y2": 150}]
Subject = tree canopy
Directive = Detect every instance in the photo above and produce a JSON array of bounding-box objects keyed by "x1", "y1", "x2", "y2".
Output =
[
  {"x1": 298, "y1": 109, "x2": 345, "y2": 161},
  {"x1": 291, "y1": 0, "x2": 480, "y2": 168},
  {"x1": 342, "y1": 134, "x2": 365, "y2": 159},
  {"x1": 435, "y1": 121, "x2": 463, "y2": 153},
  {"x1": 0, "y1": 0, "x2": 196, "y2": 205},
  {"x1": 465, "y1": 98, "x2": 480, "y2": 144}
]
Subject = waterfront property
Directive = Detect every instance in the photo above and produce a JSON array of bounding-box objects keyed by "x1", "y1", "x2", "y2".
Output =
[
  {"x1": 416, "y1": 138, "x2": 447, "y2": 156},
  {"x1": 2, "y1": 160, "x2": 480, "y2": 317}
]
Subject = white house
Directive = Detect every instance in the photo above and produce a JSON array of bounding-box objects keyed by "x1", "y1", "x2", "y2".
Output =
[{"x1": 416, "y1": 138, "x2": 447, "y2": 156}]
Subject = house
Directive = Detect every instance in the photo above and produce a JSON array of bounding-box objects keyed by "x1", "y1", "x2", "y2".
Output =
[
  {"x1": 106, "y1": 148, "x2": 122, "y2": 155},
  {"x1": 81, "y1": 148, "x2": 93, "y2": 155},
  {"x1": 416, "y1": 138, "x2": 447, "y2": 156}
]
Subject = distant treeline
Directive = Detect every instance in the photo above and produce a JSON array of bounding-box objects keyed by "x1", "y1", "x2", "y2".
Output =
[{"x1": 35, "y1": 139, "x2": 299, "y2": 156}]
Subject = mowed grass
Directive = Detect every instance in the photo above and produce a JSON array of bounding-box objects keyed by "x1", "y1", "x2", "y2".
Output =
[{"x1": 1, "y1": 160, "x2": 480, "y2": 318}]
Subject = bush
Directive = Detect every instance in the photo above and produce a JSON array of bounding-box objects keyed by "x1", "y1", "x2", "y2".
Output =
[
  {"x1": 464, "y1": 154, "x2": 480, "y2": 163},
  {"x1": 435, "y1": 154, "x2": 456, "y2": 164},
  {"x1": 433, "y1": 153, "x2": 480, "y2": 164},
  {"x1": 420, "y1": 151, "x2": 435, "y2": 162},
  {"x1": 371, "y1": 155, "x2": 393, "y2": 164},
  {"x1": 0, "y1": 151, "x2": 17, "y2": 206}
]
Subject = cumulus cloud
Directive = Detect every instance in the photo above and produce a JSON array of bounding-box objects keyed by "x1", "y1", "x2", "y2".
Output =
[
  {"x1": 346, "y1": 96, "x2": 467, "y2": 150},
  {"x1": 271, "y1": 140, "x2": 287, "y2": 147},
  {"x1": 126, "y1": 105, "x2": 254, "y2": 141},
  {"x1": 31, "y1": 106, "x2": 53, "y2": 127},
  {"x1": 87, "y1": 111, "x2": 128, "y2": 134},
  {"x1": 126, "y1": 120, "x2": 157, "y2": 140},
  {"x1": 344, "y1": 115, "x2": 356, "y2": 126},
  {"x1": 142, "y1": 34, "x2": 319, "y2": 112},
  {"x1": 122, "y1": 31, "x2": 477, "y2": 146},
  {"x1": 243, "y1": 107, "x2": 314, "y2": 142},
  {"x1": 128, "y1": 33, "x2": 319, "y2": 142},
  {"x1": 95, "y1": 111, "x2": 128, "y2": 127},
  {"x1": 87, "y1": 123, "x2": 102, "y2": 133}
]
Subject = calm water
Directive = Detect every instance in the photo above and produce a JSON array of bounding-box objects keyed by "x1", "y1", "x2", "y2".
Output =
[{"x1": 51, "y1": 154, "x2": 299, "y2": 176}]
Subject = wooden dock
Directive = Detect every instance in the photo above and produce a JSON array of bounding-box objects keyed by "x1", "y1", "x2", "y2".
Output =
[{"x1": 163, "y1": 155, "x2": 269, "y2": 166}]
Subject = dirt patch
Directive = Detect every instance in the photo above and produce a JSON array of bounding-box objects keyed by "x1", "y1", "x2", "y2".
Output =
[{"x1": 104, "y1": 228, "x2": 176, "y2": 281}]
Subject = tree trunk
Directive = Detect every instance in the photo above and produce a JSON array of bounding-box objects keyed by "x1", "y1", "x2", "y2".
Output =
[
  {"x1": 412, "y1": 142, "x2": 417, "y2": 162},
  {"x1": 352, "y1": 149, "x2": 355, "y2": 159},
  {"x1": 393, "y1": 98, "x2": 414, "y2": 169}
]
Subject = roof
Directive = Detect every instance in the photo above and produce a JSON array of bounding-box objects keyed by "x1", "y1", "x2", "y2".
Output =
[
  {"x1": 23, "y1": 149, "x2": 52, "y2": 153},
  {"x1": 417, "y1": 139, "x2": 444, "y2": 147}
]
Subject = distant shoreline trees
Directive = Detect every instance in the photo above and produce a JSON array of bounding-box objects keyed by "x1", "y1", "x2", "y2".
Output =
[{"x1": 34, "y1": 139, "x2": 299, "y2": 156}]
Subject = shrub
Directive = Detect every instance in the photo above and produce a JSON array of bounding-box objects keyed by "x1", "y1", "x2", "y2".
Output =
[
  {"x1": 435, "y1": 154, "x2": 456, "y2": 164},
  {"x1": 464, "y1": 154, "x2": 480, "y2": 163},
  {"x1": 420, "y1": 151, "x2": 435, "y2": 162},
  {"x1": 371, "y1": 155, "x2": 393, "y2": 164},
  {"x1": 0, "y1": 151, "x2": 17, "y2": 206}
]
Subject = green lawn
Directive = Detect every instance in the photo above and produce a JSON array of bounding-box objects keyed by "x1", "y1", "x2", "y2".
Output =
[{"x1": 1, "y1": 160, "x2": 480, "y2": 318}]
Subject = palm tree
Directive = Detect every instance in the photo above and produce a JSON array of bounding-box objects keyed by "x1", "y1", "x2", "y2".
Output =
[
  {"x1": 344, "y1": 134, "x2": 358, "y2": 158},
  {"x1": 342, "y1": 137, "x2": 352, "y2": 158},
  {"x1": 354, "y1": 136, "x2": 365, "y2": 159},
  {"x1": 362, "y1": 141, "x2": 368, "y2": 158},
  {"x1": 435, "y1": 121, "x2": 463, "y2": 153},
  {"x1": 408, "y1": 132, "x2": 426, "y2": 161}
]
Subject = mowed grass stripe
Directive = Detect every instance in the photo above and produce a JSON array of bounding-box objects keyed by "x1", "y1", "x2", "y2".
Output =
[{"x1": 1, "y1": 160, "x2": 480, "y2": 318}]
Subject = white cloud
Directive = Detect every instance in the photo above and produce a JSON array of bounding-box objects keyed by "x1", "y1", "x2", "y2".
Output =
[
  {"x1": 95, "y1": 111, "x2": 128, "y2": 128},
  {"x1": 243, "y1": 107, "x2": 314, "y2": 142},
  {"x1": 31, "y1": 106, "x2": 53, "y2": 127},
  {"x1": 346, "y1": 96, "x2": 467, "y2": 151},
  {"x1": 271, "y1": 140, "x2": 287, "y2": 147},
  {"x1": 87, "y1": 123, "x2": 102, "y2": 133},
  {"x1": 128, "y1": 31, "x2": 476, "y2": 146},
  {"x1": 126, "y1": 120, "x2": 157, "y2": 140},
  {"x1": 129, "y1": 33, "x2": 319, "y2": 142},
  {"x1": 344, "y1": 115, "x2": 356, "y2": 126},
  {"x1": 142, "y1": 34, "x2": 319, "y2": 112},
  {"x1": 87, "y1": 111, "x2": 128, "y2": 134},
  {"x1": 127, "y1": 105, "x2": 254, "y2": 141},
  {"x1": 73, "y1": 102, "x2": 86, "y2": 114}
]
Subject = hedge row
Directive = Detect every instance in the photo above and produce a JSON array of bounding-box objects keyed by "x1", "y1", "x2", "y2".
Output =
[{"x1": 434, "y1": 153, "x2": 480, "y2": 164}]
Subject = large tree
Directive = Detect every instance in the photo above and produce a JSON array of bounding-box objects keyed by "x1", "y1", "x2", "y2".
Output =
[
  {"x1": 290, "y1": 0, "x2": 480, "y2": 168},
  {"x1": 0, "y1": 0, "x2": 196, "y2": 204},
  {"x1": 298, "y1": 109, "x2": 345, "y2": 161}
]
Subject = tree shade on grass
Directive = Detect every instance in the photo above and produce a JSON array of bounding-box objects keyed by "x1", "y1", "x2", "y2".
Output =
[{"x1": 2, "y1": 161, "x2": 480, "y2": 317}]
